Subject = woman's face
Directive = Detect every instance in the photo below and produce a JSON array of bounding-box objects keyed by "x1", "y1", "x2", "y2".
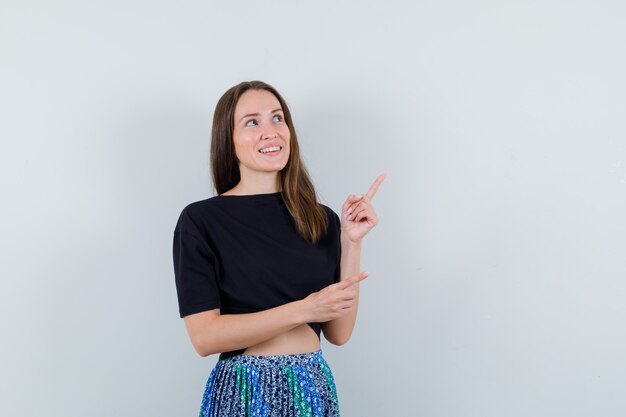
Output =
[{"x1": 232, "y1": 89, "x2": 291, "y2": 176}]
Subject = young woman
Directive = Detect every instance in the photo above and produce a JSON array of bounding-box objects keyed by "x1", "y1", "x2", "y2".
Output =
[{"x1": 173, "y1": 80, "x2": 385, "y2": 416}]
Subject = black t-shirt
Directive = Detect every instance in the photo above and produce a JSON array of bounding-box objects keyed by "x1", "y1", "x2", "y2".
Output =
[{"x1": 172, "y1": 191, "x2": 341, "y2": 361}]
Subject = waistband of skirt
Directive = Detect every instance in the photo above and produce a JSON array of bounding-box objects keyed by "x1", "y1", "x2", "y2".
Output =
[{"x1": 219, "y1": 349, "x2": 325, "y2": 367}]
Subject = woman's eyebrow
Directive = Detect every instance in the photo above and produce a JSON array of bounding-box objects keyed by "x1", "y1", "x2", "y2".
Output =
[{"x1": 239, "y1": 108, "x2": 283, "y2": 122}]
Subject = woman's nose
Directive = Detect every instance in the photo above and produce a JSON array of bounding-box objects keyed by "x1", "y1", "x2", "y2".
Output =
[{"x1": 262, "y1": 130, "x2": 278, "y2": 140}]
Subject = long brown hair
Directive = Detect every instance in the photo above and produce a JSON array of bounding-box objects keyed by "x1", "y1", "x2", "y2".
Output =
[{"x1": 210, "y1": 80, "x2": 330, "y2": 244}]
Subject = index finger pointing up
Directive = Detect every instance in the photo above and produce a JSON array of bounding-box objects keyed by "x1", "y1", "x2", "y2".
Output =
[{"x1": 365, "y1": 172, "x2": 387, "y2": 200}]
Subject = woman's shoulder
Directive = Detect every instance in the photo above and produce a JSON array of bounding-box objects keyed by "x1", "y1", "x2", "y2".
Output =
[
  {"x1": 319, "y1": 203, "x2": 340, "y2": 223},
  {"x1": 174, "y1": 196, "x2": 223, "y2": 234},
  {"x1": 182, "y1": 195, "x2": 221, "y2": 211},
  {"x1": 179, "y1": 195, "x2": 222, "y2": 216}
]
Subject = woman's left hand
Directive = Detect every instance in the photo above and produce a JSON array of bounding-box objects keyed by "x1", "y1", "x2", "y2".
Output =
[{"x1": 341, "y1": 172, "x2": 387, "y2": 243}]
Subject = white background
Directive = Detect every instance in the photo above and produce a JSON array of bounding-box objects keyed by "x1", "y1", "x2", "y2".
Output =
[{"x1": 1, "y1": 1, "x2": 625, "y2": 416}]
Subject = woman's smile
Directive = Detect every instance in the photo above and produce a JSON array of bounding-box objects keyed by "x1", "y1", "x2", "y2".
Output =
[{"x1": 259, "y1": 145, "x2": 283, "y2": 156}]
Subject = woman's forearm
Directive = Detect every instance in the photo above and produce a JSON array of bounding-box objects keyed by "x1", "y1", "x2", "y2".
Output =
[
  {"x1": 323, "y1": 234, "x2": 362, "y2": 345},
  {"x1": 199, "y1": 300, "x2": 308, "y2": 357}
]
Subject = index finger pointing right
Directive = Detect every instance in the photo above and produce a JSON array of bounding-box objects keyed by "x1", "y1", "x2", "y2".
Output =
[{"x1": 339, "y1": 271, "x2": 370, "y2": 289}]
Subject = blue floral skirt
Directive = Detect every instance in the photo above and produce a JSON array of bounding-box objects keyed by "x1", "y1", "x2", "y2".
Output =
[{"x1": 198, "y1": 349, "x2": 340, "y2": 417}]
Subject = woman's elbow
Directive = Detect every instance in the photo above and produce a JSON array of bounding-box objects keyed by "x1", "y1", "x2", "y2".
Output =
[
  {"x1": 324, "y1": 332, "x2": 350, "y2": 346},
  {"x1": 183, "y1": 309, "x2": 221, "y2": 358},
  {"x1": 334, "y1": 337, "x2": 350, "y2": 346},
  {"x1": 190, "y1": 334, "x2": 221, "y2": 357},
  {"x1": 192, "y1": 341, "x2": 212, "y2": 357}
]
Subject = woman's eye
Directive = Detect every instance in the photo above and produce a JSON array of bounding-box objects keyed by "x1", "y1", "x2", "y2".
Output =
[{"x1": 245, "y1": 115, "x2": 282, "y2": 127}]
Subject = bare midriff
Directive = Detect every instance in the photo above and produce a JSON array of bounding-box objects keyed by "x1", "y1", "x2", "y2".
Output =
[{"x1": 242, "y1": 323, "x2": 321, "y2": 356}]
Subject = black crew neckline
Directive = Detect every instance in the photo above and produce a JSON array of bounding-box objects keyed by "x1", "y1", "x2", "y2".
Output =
[{"x1": 216, "y1": 191, "x2": 283, "y2": 200}]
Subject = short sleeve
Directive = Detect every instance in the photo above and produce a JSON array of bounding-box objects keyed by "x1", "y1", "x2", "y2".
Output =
[
  {"x1": 330, "y1": 208, "x2": 342, "y2": 284},
  {"x1": 172, "y1": 209, "x2": 221, "y2": 318}
]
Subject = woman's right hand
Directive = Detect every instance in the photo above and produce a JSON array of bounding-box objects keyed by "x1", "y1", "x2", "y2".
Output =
[{"x1": 301, "y1": 271, "x2": 369, "y2": 323}]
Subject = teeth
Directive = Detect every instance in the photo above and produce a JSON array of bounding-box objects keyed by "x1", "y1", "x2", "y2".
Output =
[{"x1": 259, "y1": 146, "x2": 281, "y2": 154}]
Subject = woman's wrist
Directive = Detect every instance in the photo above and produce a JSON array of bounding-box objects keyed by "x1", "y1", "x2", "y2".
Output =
[
  {"x1": 292, "y1": 298, "x2": 313, "y2": 325},
  {"x1": 341, "y1": 233, "x2": 362, "y2": 248}
]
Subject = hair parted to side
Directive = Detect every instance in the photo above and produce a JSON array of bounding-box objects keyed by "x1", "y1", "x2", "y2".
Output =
[{"x1": 210, "y1": 80, "x2": 331, "y2": 244}]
